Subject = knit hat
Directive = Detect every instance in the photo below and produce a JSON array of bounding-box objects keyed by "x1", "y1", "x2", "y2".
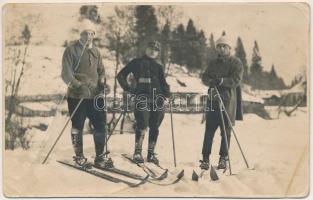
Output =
[
  {"x1": 80, "y1": 19, "x2": 96, "y2": 35},
  {"x1": 216, "y1": 36, "x2": 231, "y2": 48}
]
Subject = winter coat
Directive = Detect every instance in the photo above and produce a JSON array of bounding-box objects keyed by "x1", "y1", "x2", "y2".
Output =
[
  {"x1": 117, "y1": 55, "x2": 170, "y2": 98},
  {"x1": 202, "y1": 55, "x2": 243, "y2": 125},
  {"x1": 61, "y1": 41, "x2": 105, "y2": 99}
]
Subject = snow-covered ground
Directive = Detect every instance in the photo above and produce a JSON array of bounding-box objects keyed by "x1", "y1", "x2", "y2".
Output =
[{"x1": 3, "y1": 108, "x2": 309, "y2": 197}]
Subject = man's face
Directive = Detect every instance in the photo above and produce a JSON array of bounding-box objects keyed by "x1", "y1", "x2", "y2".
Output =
[
  {"x1": 80, "y1": 30, "x2": 95, "y2": 45},
  {"x1": 145, "y1": 47, "x2": 159, "y2": 59},
  {"x1": 216, "y1": 44, "x2": 231, "y2": 57}
]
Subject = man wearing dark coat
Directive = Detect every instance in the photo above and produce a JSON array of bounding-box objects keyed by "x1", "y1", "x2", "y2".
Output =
[
  {"x1": 61, "y1": 27, "x2": 113, "y2": 168},
  {"x1": 200, "y1": 35, "x2": 243, "y2": 170},
  {"x1": 117, "y1": 41, "x2": 170, "y2": 164}
]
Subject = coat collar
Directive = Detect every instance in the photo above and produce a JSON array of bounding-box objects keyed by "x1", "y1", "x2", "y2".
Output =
[
  {"x1": 217, "y1": 54, "x2": 231, "y2": 63},
  {"x1": 74, "y1": 40, "x2": 98, "y2": 58}
]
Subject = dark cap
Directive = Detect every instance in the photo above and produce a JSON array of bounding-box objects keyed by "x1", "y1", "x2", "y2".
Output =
[{"x1": 147, "y1": 41, "x2": 160, "y2": 51}]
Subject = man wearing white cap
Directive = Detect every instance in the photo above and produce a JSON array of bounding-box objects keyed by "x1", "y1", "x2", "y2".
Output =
[
  {"x1": 61, "y1": 24, "x2": 113, "y2": 168},
  {"x1": 200, "y1": 35, "x2": 243, "y2": 170}
]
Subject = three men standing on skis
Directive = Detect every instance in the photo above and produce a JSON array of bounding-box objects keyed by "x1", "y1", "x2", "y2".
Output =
[
  {"x1": 200, "y1": 35, "x2": 243, "y2": 170},
  {"x1": 61, "y1": 24, "x2": 243, "y2": 171},
  {"x1": 61, "y1": 25, "x2": 113, "y2": 168}
]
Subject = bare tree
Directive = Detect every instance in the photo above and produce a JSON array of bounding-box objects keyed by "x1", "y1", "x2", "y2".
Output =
[
  {"x1": 101, "y1": 6, "x2": 136, "y2": 123},
  {"x1": 5, "y1": 25, "x2": 31, "y2": 150},
  {"x1": 155, "y1": 5, "x2": 183, "y2": 30}
]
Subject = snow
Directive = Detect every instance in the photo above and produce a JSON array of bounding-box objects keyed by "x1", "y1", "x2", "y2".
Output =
[{"x1": 3, "y1": 108, "x2": 309, "y2": 197}]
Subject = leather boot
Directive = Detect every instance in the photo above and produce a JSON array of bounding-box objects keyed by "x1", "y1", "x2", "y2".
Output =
[
  {"x1": 93, "y1": 130, "x2": 105, "y2": 157},
  {"x1": 71, "y1": 128, "x2": 87, "y2": 166},
  {"x1": 71, "y1": 128, "x2": 83, "y2": 157},
  {"x1": 147, "y1": 142, "x2": 159, "y2": 165},
  {"x1": 133, "y1": 129, "x2": 145, "y2": 163}
]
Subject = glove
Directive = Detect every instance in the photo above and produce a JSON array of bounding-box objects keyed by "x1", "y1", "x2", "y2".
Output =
[
  {"x1": 80, "y1": 84, "x2": 92, "y2": 97},
  {"x1": 70, "y1": 78, "x2": 82, "y2": 89},
  {"x1": 209, "y1": 78, "x2": 223, "y2": 87},
  {"x1": 74, "y1": 81, "x2": 96, "y2": 97},
  {"x1": 98, "y1": 77, "x2": 105, "y2": 87},
  {"x1": 86, "y1": 80, "x2": 97, "y2": 93}
]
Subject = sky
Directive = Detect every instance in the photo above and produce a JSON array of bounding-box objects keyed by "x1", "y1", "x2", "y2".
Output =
[
  {"x1": 4, "y1": 3, "x2": 309, "y2": 84},
  {"x1": 180, "y1": 3, "x2": 309, "y2": 84}
]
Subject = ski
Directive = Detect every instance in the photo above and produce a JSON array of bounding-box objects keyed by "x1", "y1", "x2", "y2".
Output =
[
  {"x1": 145, "y1": 161, "x2": 185, "y2": 184},
  {"x1": 210, "y1": 165, "x2": 219, "y2": 181},
  {"x1": 92, "y1": 164, "x2": 149, "y2": 181},
  {"x1": 121, "y1": 154, "x2": 168, "y2": 180},
  {"x1": 58, "y1": 160, "x2": 148, "y2": 187}
]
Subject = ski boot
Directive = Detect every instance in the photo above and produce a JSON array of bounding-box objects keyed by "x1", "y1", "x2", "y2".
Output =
[
  {"x1": 147, "y1": 152, "x2": 159, "y2": 165},
  {"x1": 94, "y1": 154, "x2": 114, "y2": 169},
  {"x1": 217, "y1": 156, "x2": 228, "y2": 170},
  {"x1": 133, "y1": 151, "x2": 144, "y2": 163},
  {"x1": 199, "y1": 159, "x2": 210, "y2": 170},
  {"x1": 73, "y1": 155, "x2": 91, "y2": 169},
  {"x1": 147, "y1": 138, "x2": 159, "y2": 165},
  {"x1": 71, "y1": 128, "x2": 91, "y2": 169}
]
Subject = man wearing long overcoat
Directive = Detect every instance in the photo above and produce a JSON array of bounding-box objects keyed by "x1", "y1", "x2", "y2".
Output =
[{"x1": 200, "y1": 35, "x2": 243, "y2": 170}]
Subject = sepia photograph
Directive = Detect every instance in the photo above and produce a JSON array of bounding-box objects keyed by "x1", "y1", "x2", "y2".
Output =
[{"x1": 2, "y1": 2, "x2": 310, "y2": 198}]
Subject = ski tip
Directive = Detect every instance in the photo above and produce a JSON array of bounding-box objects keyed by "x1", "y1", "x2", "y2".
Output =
[
  {"x1": 210, "y1": 165, "x2": 219, "y2": 181},
  {"x1": 177, "y1": 169, "x2": 184, "y2": 179},
  {"x1": 133, "y1": 174, "x2": 150, "y2": 187},
  {"x1": 156, "y1": 169, "x2": 168, "y2": 180},
  {"x1": 192, "y1": 170, "x2": 199, "y2": 181}
]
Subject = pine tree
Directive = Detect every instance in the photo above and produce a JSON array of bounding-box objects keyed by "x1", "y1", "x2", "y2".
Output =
[
  {"x1": 160, "y1": 20, "x2": 171, "y2": 69},
  {"x1": 250, "y1": 40, "x2": 262, "y2": 74},
  {"x1": 235, "y1": 37, "x2": 248, "y2": 83},
  {"x1": 249, "y1": 40, "x2": 263, "y2": 88},
  {"x1": 207, "y1": 33, "x2": 217, "y2": 61},
  {"x1": 209, "y1": 33, "x2": 215, "y2": 50},
  {"x1": 270, "y1": 64, "x2": 277, "y2": 78},
  {"x1": 134, "y1": 5, "x2": 159, "y2": 56},
  {"x1": 184, "y1": 19, "x2": 198, "y2": 70},
  {"x1": 170, "y1": 23, "x2": 185, "y2": 66},
  {"x1": 185, "y1": 19, "x2": 197, "y2": 39},
  {"x1": 197, "y1": 30, "x2": 208, "y2": 70}
]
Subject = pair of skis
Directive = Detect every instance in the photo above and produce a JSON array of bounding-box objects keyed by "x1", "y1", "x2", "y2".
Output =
[
  {"x1": 58, "y1": 154, "x2": 184, "y2": 188},
  {"x1": 121, "y1": 154, "x2": 185, "y2": 186}
]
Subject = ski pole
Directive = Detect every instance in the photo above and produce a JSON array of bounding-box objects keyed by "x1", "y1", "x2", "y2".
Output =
[
  {"x1": 214, "y1": 86, "x2": 250, "y2": 169},
  {"x1": 52, "y1": 42, "x2": 88, "y2": 114},
  {"x1": 104, "y1": 88, "x2": 109, "y2": 156},
  {"x1": 218, "y1": 100, "x2": 232, "y2": 175},
  {"x1": 42, "y1": 98, "x2": 84, "y2": 164},
  {"x1": 42, "y1": 42, "x2": 88, "y2": 164},
  {"x1": 169, "y1": 99, "x2": 177, "y2": 167}
]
